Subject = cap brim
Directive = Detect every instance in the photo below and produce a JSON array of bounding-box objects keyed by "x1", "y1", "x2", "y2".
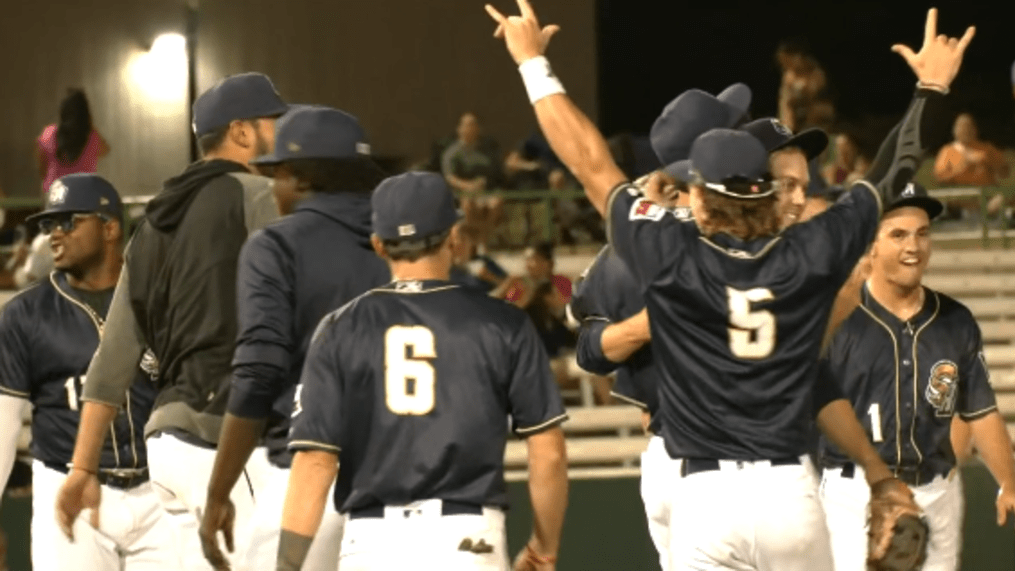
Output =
[
  {"x1": 886, "y1": 196, "x2": 944, "y2": 220},
  {"x1": 773, "y1": 128, "x2": 828, "y2": 160},
  {"x1": 25, "y1": 207, "x2": 89, "y2": 224},
  {"x1": 701, "y1": 179, "x2": 776, "y2": 199},
  {"x1": 662, "y1": 160, "x2": 692, "y2": 183}
]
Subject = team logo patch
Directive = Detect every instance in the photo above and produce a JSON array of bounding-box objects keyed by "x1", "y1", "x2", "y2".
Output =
[
  {"x1": 287, "y1": 142, "x2": 302, "y2": 153},
  {"x1": 49, "y1": 180, "x2": 68, "y2": 205},
  {"x1": 140, "y1": 348, "x2": 160, "y2": 382},
  {"x1": 629, "y1": 198, "x2": 665, "y2": 222},
  {"x1": 902, "y1": 183, "x2": 916, "y2": 198},
  {"x1": 925, "y1": 360, "x2": 959, "y2": 416},
  {"x1": 356, "y1": 142, "x2": 371, "y2": 155},
  {"x1": 770, "y1": 119, "x2": 792, "y2": 137},
  {"x1": 398, "y1": 224, "x2": 417, "y2": 237},
  {"x1": 671, "y1": 206, "x2": 693, "y2": 221}
]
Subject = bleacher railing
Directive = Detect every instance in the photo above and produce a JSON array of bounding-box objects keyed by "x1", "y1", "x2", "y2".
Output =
[{"x1": 3, "y1": 184, "x2": 1015, "y2": 247}]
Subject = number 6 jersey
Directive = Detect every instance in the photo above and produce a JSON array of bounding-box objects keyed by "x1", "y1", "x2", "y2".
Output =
[
  {"x1": 0, "y1": 272, "x2": 155, "y2": 471},
  {"x1": 289, "y1": 279, "x2": 567, "y2": 513}
]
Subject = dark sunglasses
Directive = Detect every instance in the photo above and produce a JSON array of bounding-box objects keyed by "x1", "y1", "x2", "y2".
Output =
[{"x1": 37, "y1": 213, "x2": 109, "y2": 235}]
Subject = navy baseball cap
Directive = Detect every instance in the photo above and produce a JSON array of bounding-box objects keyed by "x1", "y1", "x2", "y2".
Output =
[
  {"x1": 250, "y1": 105, "x2": 371, "y2": 166},
  {"x1": 650, "y1": 83, "x2": 752, "y2": 166},
  {"x1": 372, "y1": 172, "x2": 461, "y2": 242},
  {"x1": 740, "y1": 118, "x2": 828, "y2": 160},
  {"x1": 192, "y1": 72, "x2": 288, "y2": 137},
  {"x1": 27, "y1": 174, "x2": 124, "y2": 224},
  {"x1": 886, "y1": 181, "x2": 944, "y2": 220},
  {"x1": 689, "y1": 129, "x2": 774, "y2": 199}
]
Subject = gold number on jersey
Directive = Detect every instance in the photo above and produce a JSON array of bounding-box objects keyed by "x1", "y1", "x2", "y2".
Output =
[
  {"x1": 384, "y1": 326, "x2": 437, "y2": 415},
  {"x1": 726, "y1": 287, "x2": 776, "y2": 359}
]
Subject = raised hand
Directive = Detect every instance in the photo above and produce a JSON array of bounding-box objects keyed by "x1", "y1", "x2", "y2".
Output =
[
  {"x1": 891, "y1": 8, "x2": 975, "y2": 89},
  {"x1": 485, "y1": 0, "x2": 561, "y2": 65}
]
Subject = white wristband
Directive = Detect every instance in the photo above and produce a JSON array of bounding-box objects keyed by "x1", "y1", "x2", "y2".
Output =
[{"x1": 518, "y1": 56, "x2": 565, "y2": 105}]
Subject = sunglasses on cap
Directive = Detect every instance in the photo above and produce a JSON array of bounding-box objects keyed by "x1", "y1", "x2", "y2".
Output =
[{"x1": 37, "y1": 213, "x2": 110, "y2": 235}]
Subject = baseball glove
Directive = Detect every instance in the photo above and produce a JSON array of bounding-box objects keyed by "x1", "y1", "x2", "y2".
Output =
[{"x1": 867, "y1": 477, "x2": 929, "y2": 571}]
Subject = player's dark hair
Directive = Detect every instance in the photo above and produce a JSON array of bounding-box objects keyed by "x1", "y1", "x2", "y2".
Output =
[
  {"x1": 284, "y1": 157, "x2": 387, "y2": 195},
  {"x1": 197, "y1": 125, "x2": 230, "y2": 156},
  {"x1": 695, "y1": 189, "x2": 781, "y2": 241},
  {"x1": 528, "y1": 240, "x2": 555, "y2": 263},
  {"x1": 383, "y1": 229, "x2": 453, "y2": 263},
  {"x1": 56, "y1": 88, "x2": 93, "y2": 165}
]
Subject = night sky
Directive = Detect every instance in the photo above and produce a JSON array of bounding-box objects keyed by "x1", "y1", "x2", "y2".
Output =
[{"x1": 597, "y1": 0, "x2": 1015, "y2": 147}]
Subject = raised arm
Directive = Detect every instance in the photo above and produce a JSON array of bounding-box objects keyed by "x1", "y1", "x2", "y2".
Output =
[
  {"x1": 863, "y1": 9, "x2": 974, "y2": 206},
  {"x1": 486, "y1": 0, "x2": 626, "y2": 216}
]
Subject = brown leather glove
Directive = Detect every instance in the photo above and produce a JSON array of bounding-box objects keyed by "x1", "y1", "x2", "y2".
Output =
[{"x1": 867, "y1": 477, "x2": 929, "y2": 571}]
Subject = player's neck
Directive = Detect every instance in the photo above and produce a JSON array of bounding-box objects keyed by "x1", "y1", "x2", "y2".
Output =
[
  {"x1": 66, "y1": 252, "x2": 123, "y2": 292},
  {"x1": 867, "y1": 277, "x2": 924, "y2": 321},
  {"x1": 389, "y1": 259, "x2": 451, "y2": 282}
]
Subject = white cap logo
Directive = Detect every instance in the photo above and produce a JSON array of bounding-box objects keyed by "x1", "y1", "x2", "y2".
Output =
[
  {"x1": 49, "y1": 180, "x2": 68, "y2": 205},
  {"x1": 356, "y1": 142, "x2": 371, "y2": 155},
  {"x1": 902, "y1": 183, "x2": 916, "y2": 197},
  {"x1": 770, "y1": 119, "x2": 792, "y2": 137},
  {"x1": 398, "y1": 224, "x2": 416, "y2": 237}
]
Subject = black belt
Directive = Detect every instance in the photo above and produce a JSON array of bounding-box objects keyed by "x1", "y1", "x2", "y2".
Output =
[
  {"x1": 349, "y1": 500, "x2": 483, "y2": 520},
  {"x1": 680, "y1": 457, "x2": 801, "y2": 477},
  {"x1": 837, "y1": 462, "x2": 946, "y2": 487},
  {"x1": 44, "y1": 462, "x2": 150, "y2": 490}
]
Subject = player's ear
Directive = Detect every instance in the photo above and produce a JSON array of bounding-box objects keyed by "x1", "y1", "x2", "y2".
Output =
[
  {"x1": 370, "y1": 234, "x2": 387, "y2": 259},
  {"x1": 105, "y1": 218, "x2": 123, "y2": 244},
  {"x1": 226, "y1": 120, "x2": 252, "y2": 150}
]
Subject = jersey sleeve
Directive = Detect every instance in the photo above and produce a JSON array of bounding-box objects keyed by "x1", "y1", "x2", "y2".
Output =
[
  {"x1": 812, "y1": 356, "x2": 846, "y2": 416},
  {"x1": 605, "y1": 183, "x2": 690, "y2": 288},
  {"x1": 507, "y1": 317, "x2": 568, "y2": 436},
  {"x1": 288, "y1": 315, "x2": 345, "y2": 455},
  {"x1": 228, "y1": 230, "x2": 296, "y2": 419},
  {"x1": 0, "y1": 300, "x2": 32, "y2": 399},
  {"x1": 575, "y1": 318, "x2": 619, "y2": 375},
  {"x1": 82, "y1": 259, "x2": 145, "y2": 407},
  {"x1": 956, "y1": 319, "x2": 997, "y2": 420}
]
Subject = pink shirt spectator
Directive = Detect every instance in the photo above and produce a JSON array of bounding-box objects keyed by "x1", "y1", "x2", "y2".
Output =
[
  {"x1": 503, "y1": 274, "x2": 573, "y2": 305},
  {"x1": 37, "y1": 125, "x2": 103, "y2": 194}
]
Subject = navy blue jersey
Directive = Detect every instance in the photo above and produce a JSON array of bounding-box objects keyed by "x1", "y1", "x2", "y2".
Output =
[
  {"x1": 228, "y1": 192, "x2": 389, "y2": 467},
  {"x1": 289, "y1": 280, "x2": 566, "y2": 511},
  {"x1": 570, "y1": 243, "x2": 667, "y2": 431},
  {"x1": 606, "y1": 181, "x2": 881, "y2": 460},
  {"x1": 819, "y1": 285, "x2": 996, "y2": 477},
  {"x1": 0, "y1": 272, "x2": 155, "y2": 469}
]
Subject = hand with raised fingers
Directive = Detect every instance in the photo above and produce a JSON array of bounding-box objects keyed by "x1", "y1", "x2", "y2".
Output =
[
  {"x1": 891, "y1": 8, "x2": 975, "y2": 90},
  {"x1": 485, "y1": 0, "x2": 561, "y2": 65}
]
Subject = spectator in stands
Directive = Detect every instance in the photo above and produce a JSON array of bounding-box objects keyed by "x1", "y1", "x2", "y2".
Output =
[
  {"x1": 36, "y1": 89, "x2": 110, "y2": 196},
  {"x1": 843, "y1": 151, "x2": 871, "y2": 186},
  {"x1": 934, "y1": 113, "x2": 1009, "y2": 187},
  {"x1": 441, "y1": 112, "x2": 503, "y2": 249},
  {"x1": 776, "y1": 39, "x2": 835, "y2": 132},
  {"x1": 822, "y1": 132, "x2": 859, "y2": 186},
  {"x1": 449, "y1": 223, "x2": 508, "y2": 293},
  {"x1": 496, "y1": 240, "x2": 572, "y2": 314},
  {"x1": 504, "y1": 130, "x2": 565, "y2": 190}
]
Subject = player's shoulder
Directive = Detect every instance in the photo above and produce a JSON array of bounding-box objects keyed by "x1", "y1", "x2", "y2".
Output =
[
  {"x1": 927, "y1": 287, "x2": 977, "y2": 325},
  {"x1": 0, "y1": 276, "x2": 55, "y2": 330}
]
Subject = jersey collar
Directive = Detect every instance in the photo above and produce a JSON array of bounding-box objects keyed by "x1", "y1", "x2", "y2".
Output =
[{"x1": 861, "y1": 282, "x2": 939, "y2": 333}]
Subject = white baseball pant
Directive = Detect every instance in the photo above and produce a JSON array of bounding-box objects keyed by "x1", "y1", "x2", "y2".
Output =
[
  {"x1": 33, "y1": 460, "x2": 177, "y2": 570},
  {"x1": 144, "y1": 432, "x2": 271, "y2": 571},
  {"x1": 665, "y1": 456, "x2": 834, "y2": 570},
  {"x1": 640, "y1": 435, "x2": 672, "y2": 571},
  {"x1": 820, "y1": 464, "x2": 963, "y2": 571},
  {"x1": 239, "y1": 460, "x2": 344, "y2": 570},
  {"x1": 338, "y1": 499, "x2": 507, "y2": 570}
]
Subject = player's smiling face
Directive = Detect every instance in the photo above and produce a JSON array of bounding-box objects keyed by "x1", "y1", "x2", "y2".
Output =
[
  {"x1": 770, "y1": 148, "x2": 808, "y2": 229},
  {"x1": 871, "y1": 206, "x2": 931, "y2": 289},
  {"x1": 48, "y1": 213, "x2": 106, "y2": 273}
]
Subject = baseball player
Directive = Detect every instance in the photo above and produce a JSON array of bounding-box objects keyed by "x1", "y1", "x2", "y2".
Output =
[
  {"x1": 0, "y1": 174, "x2": 174, "y2": 570},
  {"x1": 277, "y1": 172, "x2": 568, "y2": 571},
  {"x1": 199, "y1": 105, "x2": 390, "y2": 570},
  {"x1": 487, "y1": 2, "x2": 971, "y2": 568},
  {"x1": 568, "y1": 84, "x2": 751, "y2": 570},
  {"x1": 818, "y1": 182, "x2": 1015, "y2": 570},
  {"x1": 56, "y1": 73, "x2": 287, "y2": 571}
]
